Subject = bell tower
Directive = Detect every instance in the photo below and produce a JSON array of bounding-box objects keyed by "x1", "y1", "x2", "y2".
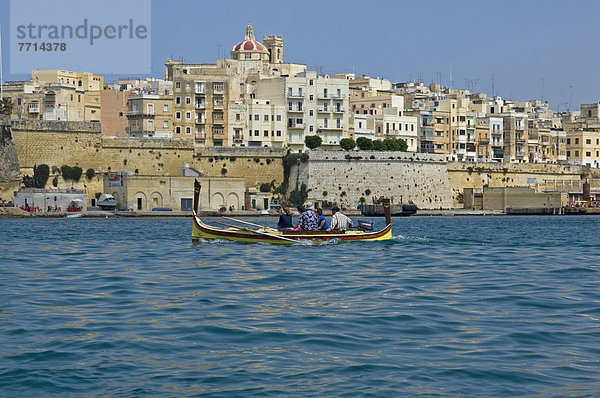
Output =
[{"x1": 263, "y1": 35, "x2": 283, "y2": 64}]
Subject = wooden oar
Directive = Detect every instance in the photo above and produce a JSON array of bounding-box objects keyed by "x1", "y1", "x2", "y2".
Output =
[
  {"x1": 222, "y1": 216, "x2": 275, "y2": 230},
  {"x1": 212, "y1": 220, "x2": 298, "y2": 243}
]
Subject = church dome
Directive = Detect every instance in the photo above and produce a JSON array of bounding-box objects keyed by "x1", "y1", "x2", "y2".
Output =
[{"x1": 231, "y1": 24, "x2": 268, "y2": 60}]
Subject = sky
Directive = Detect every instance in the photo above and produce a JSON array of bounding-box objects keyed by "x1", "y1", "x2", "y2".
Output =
[{"x1": 1, "y1": 0, "x2": 599, "y2": 111}]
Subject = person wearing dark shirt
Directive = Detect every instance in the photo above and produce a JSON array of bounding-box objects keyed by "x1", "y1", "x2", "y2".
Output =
[{"x1": 277, "y1": 207, "x2": 294, "y2": 231}]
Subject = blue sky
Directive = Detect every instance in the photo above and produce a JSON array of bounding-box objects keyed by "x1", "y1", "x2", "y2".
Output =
[{"x1": 1, "y1": 0, "x2": 599, "y2": 111}]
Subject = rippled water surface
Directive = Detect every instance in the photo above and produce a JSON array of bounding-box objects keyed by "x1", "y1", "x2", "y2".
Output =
[{"x1": 1, "y1": 215, "x2": 600, "y2": 396}]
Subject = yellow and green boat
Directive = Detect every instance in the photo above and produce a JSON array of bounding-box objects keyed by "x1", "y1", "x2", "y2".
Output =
[{"x1": 192, "y1": 180, "x2": 392, "y2": 245}]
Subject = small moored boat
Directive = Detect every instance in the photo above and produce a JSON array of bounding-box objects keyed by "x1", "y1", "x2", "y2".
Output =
[{"x1": 191, "y1": 180, "x2": 392, "y2": 244}]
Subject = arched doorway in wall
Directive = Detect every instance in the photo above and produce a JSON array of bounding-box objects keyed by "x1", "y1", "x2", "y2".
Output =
[
  {"x1": 227, "y1": 193, "x2": 239, "y2": 210},
  {"x1": 135, "y1": 192, "x2": 147, "y2": 211},
  {"x1": 151, "y1": 191, "x2": 163, "y2": 208},
  {"x1": 212, "y1": 192, "x2": 225, "y2": 210}
]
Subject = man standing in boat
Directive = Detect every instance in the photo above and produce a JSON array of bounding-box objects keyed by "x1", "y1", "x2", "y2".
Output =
[
  {"x1": 329, "y1": 206, "x2": 353, "y2": 231},
  {"x1": 295, "y1": 202, "x2": 318, "y2": 231}
]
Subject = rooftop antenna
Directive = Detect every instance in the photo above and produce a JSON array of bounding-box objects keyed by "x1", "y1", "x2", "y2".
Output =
[{"x1": 541, "y1": 78, "x2": 545, "y2": 102}]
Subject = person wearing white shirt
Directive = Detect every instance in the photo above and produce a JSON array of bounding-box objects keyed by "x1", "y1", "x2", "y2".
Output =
[{"x1": 329, "y1": 206, "x2": 353, "y2": 231}]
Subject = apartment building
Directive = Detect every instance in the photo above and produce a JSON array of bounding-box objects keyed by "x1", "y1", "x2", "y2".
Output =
[
  {"x1": 127, "y1": 80, "x2": 174, "y2": 138},
  {"x1": 255, "y1": 71, "x2": 350, "y2": 152}
]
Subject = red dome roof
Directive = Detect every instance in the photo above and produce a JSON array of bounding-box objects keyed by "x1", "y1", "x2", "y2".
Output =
[{"x1": 231, "y1": 24, "x2": 268, "y2": 54}]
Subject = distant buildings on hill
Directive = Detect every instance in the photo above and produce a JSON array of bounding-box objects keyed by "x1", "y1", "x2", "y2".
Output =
[{"x1": 2, "y1": 23, "x2": 600, "y2": 168}]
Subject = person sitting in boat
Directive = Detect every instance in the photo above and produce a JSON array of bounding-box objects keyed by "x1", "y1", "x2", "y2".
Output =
[
  {"x1": 329, "y1": 206, "x2": 353, "y2": 231},
  {"x1": 295, "y1": 202, "x2": 318, "y2": 231},
  {"x1": 316, "y1": 208, "x2": 330, "y2": 230},
  {"x1": 277, "y1": 207, "x2": 294, "y2": 231}
]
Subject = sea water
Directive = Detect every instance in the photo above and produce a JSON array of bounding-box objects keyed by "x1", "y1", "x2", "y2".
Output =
[{"x1": 1, "y1": 216, "x2": 600, "y2": 396}]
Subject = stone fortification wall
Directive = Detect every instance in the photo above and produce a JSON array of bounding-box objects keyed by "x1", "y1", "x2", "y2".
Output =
[
  {"x1": 11, "y1": 120, "x2": 284, "y2": 189},
  {"x1": 0, "y1": 116, "x2": 20, "y2": 183},
  {"x1": 447, "y1": 162, "x2": 585, "y2": 206},
  {"x1": 292, "y1": 150, "x2": 453, "y2": 209}
]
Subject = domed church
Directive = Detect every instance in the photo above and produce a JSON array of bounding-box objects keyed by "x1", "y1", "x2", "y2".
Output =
[{"x1": 231, "y1": 24, "x2": 269, "y2": 61}]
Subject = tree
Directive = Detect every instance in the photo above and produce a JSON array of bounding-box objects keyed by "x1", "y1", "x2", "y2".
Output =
[
  {"x1": 61, "y1": 165, "x2": 73, "y2": 181},
  {"x1": 305, "y1": 135, "x2": 322, "y2": 149},
  {"x1": 71, "y1": 167, "x2": 83, "y2": 182},
  {"x1": 0, "y1": 98, "x2": 14, "y2": 116},
  {"x1": 339, "y1": 138, "x2": 356, "y2": 151},
  {"x1": 259, "y1": 182, "x2": 272, "y2": 192},
  {"x1": 22, "y1": 175, "x2": 34, "y2": 188},
  {"x1": 356, "y1": 137, "x2": 372, "y2": 150},
  {"x1": 383, "y1": 138, "x2": 407, "y2": 151},
  {"x1": 85, "y1": 168, "x2": 95, "y2": 180},
  {"x1": 33, "y1": 164, "x2": 50, "y2": 188},
  {"x1": 371, "y1": 140, "x2": 384, "y2": 151}
]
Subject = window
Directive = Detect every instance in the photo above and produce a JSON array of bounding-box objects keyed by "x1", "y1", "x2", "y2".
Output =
[
  {"x1": 298, "y1": 102, "x2": 303, "y2": 111},
  {"x1": 323, "y1": 103, "x2": 328, "y2": 111},
  {"x1": 176, "y1": 96, "x2": 181, "y2": 104},
  {"x1": 309, "y1": 80, "x2": 313, "y2": 86},
  {"x1": 175, "y1": 111, "x2": 181, "y2": 119},
  {"x1": 264, "y1": 130, "x2": 268, "y2": 137},
  {"x1": 309, "y1": 125, "x2": 313, "y2": 132},
  {"x1": 163, "y1": 121, "x2": 168, "y2": 128},
  {"x1": 186, "y1": 126, "x2": 191, "y2": 135},
  {"x1": 586, "y1": 139, "x2": 592, "y2": 145},
  {"x1": 176, "y1": 126, "x2": 181, "y2": 134},
  {"x1": 276, "y1": 130, "x2": 281, "y2": 136},
  {"x1": 147, "y1": 103, "x2": 154, "y2": 114},
  {"x1": 288, "y1": 88, "x2": 292, "y2": 96},
  {"x1": 185, "y1": 97, "x2": 191, "y2": 105},
  {"x1": 254, "y1": 114, "x2": 259, "y2": 121},
  {"x1": 186, "y1": 83, "x2": 190, "y2": 90},
  {"x1": 323, "y1": 88, "x2": 328, "y2": 98},
  {"x1": 288, "y1": 101, "x2": 292, "y2": 111},
  {"x1": 299, "y1": 88, "x2": 303, "y2": 96},
  {"x1": 236, "y1": 113, "x2": 241, "y2": 121},
  {"x1": 163, "y1": 104, "x2": 169, "y2": 112},
  {"x1": 254, "y1": 130, "x2": 259, "y2": 136},
  {"x1": 176, "y1": 82, "x2": 181, "y2": 89},
  {"x1": 567, "y1": 138, "x2": 571, "y2": 144},
  {"x1": 575, "y1": 151, "x2": 579, "y2": 157},
  {"x1": 276, "y1": 115, "x2": 281, "y2": 121},
  {"x1": 264, "y1": 115, "x2": 269, "y2": 122},
  {"x1": 324, "y1": 118, "x2": 328, "y2": 128},
  {"x1": 337, "y1": 88, "x2": 341, "y2": 97},
  {"x1": 336, "y1": 118, "x2": 340, "y2": 128},
  {"x1": 185, "y1": 111, "x2": 191, "y2": 120},
  {"x1": 358, "y1": 121, "x2": 362, "y2": 128},
  {"x1": 586, "y1": 152, "x2": 592, "y2": 157},
  {"x1": 575, "y1": 138, "x2": 579, "y2": 144},
  {"x1": 249, "y1": 114, "x2": 252, "y2": 121},
  {"x1": 566, "y1": 151, "x2": 570, "y2": 157},
  {"x1": 309, "y1": 110, "x2": 313, "y2": 116},
  {"x1": 309, "y1": 95, "x2": 314, "y2": 101},
  {"x1": 148, "y1": 119, "x2": 153, "y2": 128}
]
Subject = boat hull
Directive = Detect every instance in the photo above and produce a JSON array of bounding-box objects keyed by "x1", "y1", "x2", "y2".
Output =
[{"x1": 192, "y1": 214, "x2": 392, "y2": 244}]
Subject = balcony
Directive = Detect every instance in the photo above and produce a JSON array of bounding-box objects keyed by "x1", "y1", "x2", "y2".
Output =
[
  {"x1": 317, "y1": 107, "x2": 330, "y2": 113},
  {"x1": 195, "y1": 102, "x2": 206, "y2": 109},
  {"x1": 196, "y1": 132, "x2": 206, "y2": 140},
  {"x1": 28, "y1": 103, "x2": 40, "y2": 113},
  {"x1": 127, "y1": 110, "x2": 154, "y2": 117},
  {"x1": 330, "y1": 93, "x2": 346, "y2": 99},
  {"x1": 287, "y1": 108, "x2": 304, "y2": 113},
  {"x1": 195, "y1": 86, "x2": 206, "y2": 94},
  {"x1": 233, "y1": 134, "x2": 244, "y2": 142},
  {"x1": 318, "y1": 124, "x2": 344, "y2": 130},
  {"x1": 288, "y1": 123, "x2": 305, "y2": 129},
  {"x1": 213, "y1": 101, "x2": 224, "y2": 109},
  {"x1": 332, "y1": 107, "x2": 345, "y2": 113},
  {"x1": 213, "y1": 84, "x2": 224, "y2": 93},
  {"x1": 515, "y1": 125, "x2": 525, "y2": 131},
  {"x1": 516, "y1": 151, "x2": 526, "y2": 157},
  {"x1": 288, "y1": 92, "x2": 305, "y2": 98}
]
